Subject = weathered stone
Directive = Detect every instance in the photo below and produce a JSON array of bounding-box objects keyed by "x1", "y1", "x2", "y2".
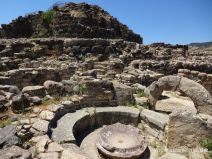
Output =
[
  {"x1": 0, "y1": 146, "x2": 32, "y2": 159},
  {"x1": 22, "y1": 86, "x2": 46, "y2": 97},
  {"x1": 147, "y1": 76, "x2": 212, "y2": 115},
  {"x1": 60, "y1": 149, "x2": 89, "y2": 159},
  {"x1": 47, "y1": 104, "x2": 63, "y2": 112},
  {"x1": 30, "y1": 135, "x2": 50, "y2": 143},
  {"x1": 36, "y1": 138, "x2": 49, "y2": 153},
  {"x1": 39, "y1": 110, "x2": 54, "y2": 121},
  {"x1": 61, "y1": 80, "x2": 76, "y2": 94},
  {"x1": 37, "y1": 152, "x2": 59, "y2": 159},
  {"x1": 158, "y1": 152, "x2": 187, "y2": 159},
  {"x1": 113, "y1": 81, "x2": 135, "y2": 105},
  {"x1": 0, "y1": 125, "x2": 19, "y2": 148},
  {"x1": 47, "y1": 142, "x2": 64, "y2": 152},
  {"x1": 11, "y1": 93, "x2": 30, "y2": 112},
  {"x1": 30, "y1": 96, "x2": 42, "y2": 105},
  {"x1": 44, "y1": 80, "x2": 64, "y2": 96},
  {"x1": 167, "y1": 111, "x2": 212, "y2": 149},
  {"x1": 32, "y1": 119, "x2": 49, "y2": 133},
  {"x1": 140, "y1": 109, "x2": 169, "y2": 130}
]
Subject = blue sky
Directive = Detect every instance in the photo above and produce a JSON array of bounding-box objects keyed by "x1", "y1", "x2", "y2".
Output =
[{"x1": 0, "y1": 0, "x2": 212, "y2": 44}]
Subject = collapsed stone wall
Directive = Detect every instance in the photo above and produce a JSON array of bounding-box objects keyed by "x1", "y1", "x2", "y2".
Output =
[
  {"x1": 1, "y1": 2, "x2": 142, "y2": 43},
  {"x1": 178, "y1": 69, "x2": 212, "y2": 95},
  {"x1": 1, "y1": 38, "x2": 212, "y2": 90}
]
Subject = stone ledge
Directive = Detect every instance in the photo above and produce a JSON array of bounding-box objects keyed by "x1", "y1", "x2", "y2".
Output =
[
  {"x1": 140, "y1": 109, "x2": 169, "y2": 130},
  {"x1": 51, "y1": 106, "x2": 140, "y2": 144}
]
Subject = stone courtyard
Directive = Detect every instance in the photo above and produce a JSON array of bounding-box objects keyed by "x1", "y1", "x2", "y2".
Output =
[{"x1": 0, "y1": 2, "x2": 212, "y2": 159}]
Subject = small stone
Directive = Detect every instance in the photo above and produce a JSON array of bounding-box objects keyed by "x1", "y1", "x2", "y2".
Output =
[
  {"x1": 60, "y1": 149, "x2": 89, "y2": 159},
  {"x1": 20, "y1": 119, "x2": 30, "y2": 124},
  {"x1": 30, "y1": 96, "x2": 42, "y2": 105},
  {"x1": 47, "y1": 142, "x2": 64, "y2": 152},
  {"x1": 23, "y1": 124, "x2": 32, "y2": 130},
  {"x1": 158, "y1": 152, "x2": 187, "y2": 159},
  {"x1": 30, "y1": 135, "x2": 50, "y2": 143},
  {"x1": 47, "y1": 104, "x2": 63, "y2": 112},
  {"x1": 39, "y1": 110, "x2": 54, "y2": 121},
  {"x1": 33, "y1": 107, "x2": 42, "y2": 113},
  {"x1": 38, "y1": 152, "x2": 59, "y2": 159},
  {"x1": 36, "y1": 138, "x2": 49, "y2": 153},
  {"x1": 32, "y1": 119, "x2": 49, "y2": 133}
]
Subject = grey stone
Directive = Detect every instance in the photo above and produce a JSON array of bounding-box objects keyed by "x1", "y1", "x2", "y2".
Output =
[
  {"x1": 0, "y1": 125, "x2": 19, "y2": 148},
  {"x1": 140, "y1": 109, "x2": 169, "y2": 130},
  {"x1": 11, "y1": 93, "x2": 30, "y2": 112},
  {"x1": 30, "y1": 96, "x2": 42, "y2": 105},
  {"x1": 39, "y1": 110, "x2": 54, "y2": 121},
  {"x1": 32, "y1": 119, "x2": 49, "y2": 133},
  {"x1": 22, "y1": 86, "x2": 46, "y2": 98},
  {"x1": 37, "y1": 152, "x2": 59, "y2": 159},
  {"x1": 158, "y1": 152, "x2": 187, "y2": 159},
  {"x1": 47, "y1": 142, "x2": 64, "y2": 152},
  {"x1": 36, "y1": 138, "x2": 49, "y2": 153},
  {"x1": 147, "y1": 76, "x2": 212, "y2": 115},
  {"x1": 113, "y1": 81, "x2": 135, "y2": 105},
  {"x1": 167, "y1": 111, "x2": 212, "y2": 149},
  {"x1": 0, "y1": 145, "x2": 32, "y2": 159},
  {"x1": 60, "y1": 149, "x2": 89, "y2": 159},
  {"x1": 44, "y1": 80, "x2": 64, "y2": 96}
]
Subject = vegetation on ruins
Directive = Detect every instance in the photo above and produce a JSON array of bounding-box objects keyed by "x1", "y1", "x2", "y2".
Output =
[
  {"x1": 201, "y1": 138, "x2": 212, "y2": 158},
  {"x1": 41, "y1": 9, "x2": 55, "y2": 28}
]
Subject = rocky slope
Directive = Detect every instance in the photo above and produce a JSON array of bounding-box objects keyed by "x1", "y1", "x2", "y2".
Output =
[{"x1": 0, "y1": 2, "x2": 142, "y2": 43}]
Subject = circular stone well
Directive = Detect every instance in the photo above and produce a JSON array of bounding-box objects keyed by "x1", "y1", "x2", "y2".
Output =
[{"x1": 96, "y1": 123, "x2": 147, "y2": 159}]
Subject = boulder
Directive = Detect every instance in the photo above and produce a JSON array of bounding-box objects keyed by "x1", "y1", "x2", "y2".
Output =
[
  {"x1": 0, "y1": 146, "x2": 32, "y2": 159},
  {"x1": 61, "y1": 80, "x2": 77, "y2": 94},
  {"x1": 11, "y1": 93, "x2": 30, "y2": 112},
  {"x1": 0, "y1": 125, "x2": 19, "y2": 148},
  {"x1": 22, "y1": 86, "x2": 46, "y2": 98},
  {"x1": 30, "y1": 96, "x2": 42, "y2": 105},
  {"x1": 167, "y1": 111, "x2": 212, "y2": 149},
  {"x1": 140, "y1": 109, "x2": 169, "y2": 130},
  {"x1": 44, "y1": 80, "x2": 64, "y2": 96},
  {"x1": 113, "y1": 81, "x2": 135, "y2": 105},
  {"x1": 32, "y1": 119, "x2": 49, "y2": 133}
]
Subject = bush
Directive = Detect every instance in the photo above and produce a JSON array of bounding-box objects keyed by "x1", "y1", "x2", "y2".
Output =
[
  {"x1": 41, "y1": 10, "x2": 55, "y2": 27},
  {"x1": 201, "y1": 138, "x2": 212, "y2": 158}
]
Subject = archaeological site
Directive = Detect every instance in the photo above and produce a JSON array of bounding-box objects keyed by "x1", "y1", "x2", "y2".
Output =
[{"x1": 0, "y1": 2, "x2": 211, "y2": 159}]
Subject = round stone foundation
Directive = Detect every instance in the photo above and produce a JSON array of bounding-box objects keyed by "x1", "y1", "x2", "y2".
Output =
[{"x1": 96, "y1": 123, "x2": 147, "y2": 159}]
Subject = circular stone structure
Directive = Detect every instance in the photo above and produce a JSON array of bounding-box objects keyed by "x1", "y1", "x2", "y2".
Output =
[{"x1": 96, "y1": 123, "x2": 147, "y2": 159}]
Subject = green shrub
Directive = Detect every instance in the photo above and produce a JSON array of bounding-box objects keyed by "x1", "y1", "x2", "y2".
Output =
[
  {"x1": 201, "y1": 138, "x2": 212, "y2": 158},
  {"x1": 41, "y1": 10, "x2": 55, "y2": 27}
]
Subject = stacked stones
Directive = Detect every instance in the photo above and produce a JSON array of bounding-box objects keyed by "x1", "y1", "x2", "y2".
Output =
[{"x1": 0, "y1": 3, "x2": 142, "y2": 43}]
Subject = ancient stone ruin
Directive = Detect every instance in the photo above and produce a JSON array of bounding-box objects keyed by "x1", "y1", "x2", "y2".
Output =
[
  {"x1": 96, "y1": 123, "x2": 147, "y2": 159},
  {"x1": 0, "y1": 2, "x2": 211, "y2": 159}
]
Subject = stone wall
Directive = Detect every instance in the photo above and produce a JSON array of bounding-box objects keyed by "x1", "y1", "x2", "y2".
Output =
[
  {"x1": 1, "y1": 3, "x2": 142, "y2": 43},
  {"x1": 178, "y1": 69, "x2": 212, "y2": 95}
]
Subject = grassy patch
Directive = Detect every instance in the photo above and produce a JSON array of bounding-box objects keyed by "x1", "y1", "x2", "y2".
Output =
[
  {"x1": 120, "y1": 99, "x2": 136, "y2": 107},
  {"x1": 201, "y1": 138, "x2": 212, "y2": 158},
  {"x1": 0, "y1": 118, "x2": 12, "y2": 128},
  {"x1": 134, "y1": 89, "x2": 147, "y2": 97},
  {"x1": 41, "y1": 9, "x2": 55, "y2": 27},
  {"x1": 75, "y1": 83, "x2": 87, "y2": 95}
]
